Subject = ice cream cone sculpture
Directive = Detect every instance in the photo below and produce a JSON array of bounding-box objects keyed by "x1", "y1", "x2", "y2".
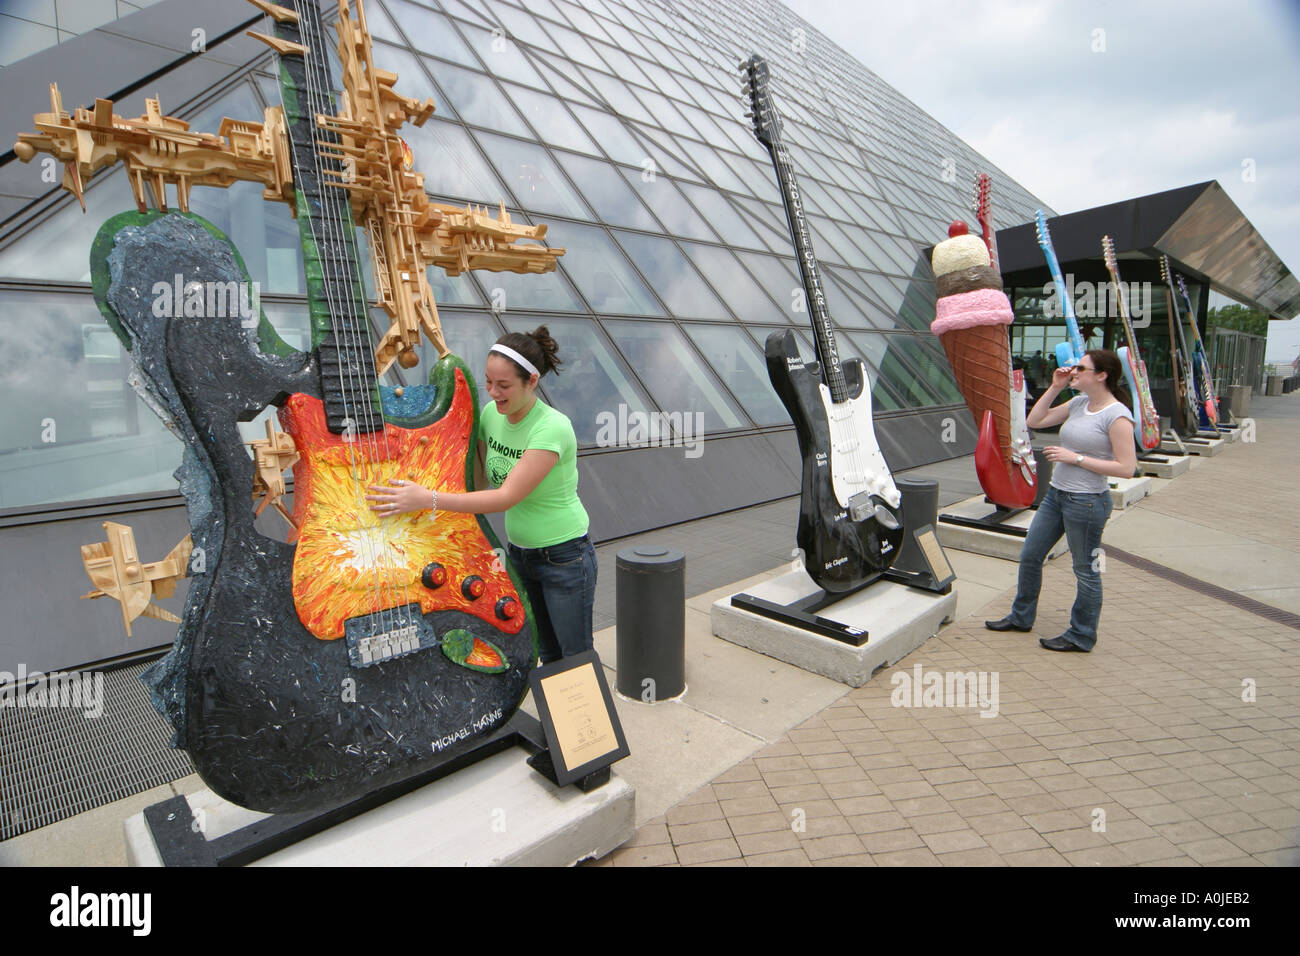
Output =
[{"x1": 930, "y1": 220, "x2": 1037, "y2": 508}]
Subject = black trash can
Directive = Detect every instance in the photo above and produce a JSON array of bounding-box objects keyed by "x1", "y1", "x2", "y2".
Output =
[
  {"x1": 615, "y1": 546, "x2": 685, "y2": 703},
  {"x1": 891, "y1": 476, "x2": 939, "y2": 575},
  {"x1": 1032, "y1": 448, "x2": 1053, "y2": 507}
]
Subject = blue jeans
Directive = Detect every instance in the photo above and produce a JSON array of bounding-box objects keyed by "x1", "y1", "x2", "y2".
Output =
[
  {"x1": 1008, "y1": 486, "x2": 1113, "y2": 650},
  {"x1": 508, "y1": 534, "x2": 597, "y2": 664}
]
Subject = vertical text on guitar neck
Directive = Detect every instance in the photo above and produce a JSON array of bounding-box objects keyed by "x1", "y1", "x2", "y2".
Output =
[{"x1": 151, "y1": 276, "x2": 262, "y2": 328}]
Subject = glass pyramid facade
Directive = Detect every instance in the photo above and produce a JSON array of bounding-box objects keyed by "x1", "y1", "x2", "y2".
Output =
[{"x1": 0, "y1": 0, "x2": 1052, "y2": 524}]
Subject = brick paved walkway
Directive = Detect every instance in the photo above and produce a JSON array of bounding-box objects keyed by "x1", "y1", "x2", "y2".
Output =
[{"x1": 592, "y1": 415, "x2": 1300, "y2": 866}]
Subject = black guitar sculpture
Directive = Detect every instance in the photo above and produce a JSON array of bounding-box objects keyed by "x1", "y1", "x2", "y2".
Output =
[
  {"x1": 78, "y1": 0, "x2": 541, "y2": 814},
  {"x1": 741, "y1": 55, "x2": 903, "y2": 592}
]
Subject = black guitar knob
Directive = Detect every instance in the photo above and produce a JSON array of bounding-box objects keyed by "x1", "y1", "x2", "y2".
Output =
[
  {"x1": 495, "y1": 596, "x2": 519, "y2": 621},
  {"x1": 462, "y1": 575, "x2": 485, "y2": 599},
  {"x1": 421, "y1": 563, "x2": 447, "y2": 589}
]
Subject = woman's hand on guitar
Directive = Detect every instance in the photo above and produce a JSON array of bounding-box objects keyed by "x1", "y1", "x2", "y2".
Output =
[{"x1": 366, "y1": 478, "x2": 435, "y2": 517}]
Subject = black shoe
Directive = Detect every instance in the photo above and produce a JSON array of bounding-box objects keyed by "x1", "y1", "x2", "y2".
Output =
[
  {"x1": 984, "y1": 617, "x2": 1031, "y2": 632},
  {"x1": 1039, "y1": 635, "x2": 1088, "y2": 652}
]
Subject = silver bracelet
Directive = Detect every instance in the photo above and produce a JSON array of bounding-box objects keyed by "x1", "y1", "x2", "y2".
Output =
[{"x1": 430, "y1": 488, "x2": 437, "y2": 515}]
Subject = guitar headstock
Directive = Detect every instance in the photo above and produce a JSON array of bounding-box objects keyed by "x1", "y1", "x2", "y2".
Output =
[
  {"x1": 974, "y1": 173, "x2": 992, "y2": 235},
  {"x1": 1159, "y1": 254, "x2": 1170, "y2": 283},
  {"x1": 1176, "y1": 274, "x2": 1189, "y2": 299},
  {"x1": 740, "y1": 54, "x2": 782, "y2": 149},
  {"x1": 1034, "y1": 210, "x2": 1051, "y2": 249},
  {"x1": 1102, "y1": 235, "x2": 1118, "y2": 276}
]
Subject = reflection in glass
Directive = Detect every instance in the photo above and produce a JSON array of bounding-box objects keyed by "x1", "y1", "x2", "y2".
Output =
[
  {"x1": 384, "y1": 0, "x2": 480, "y2": 66},
  {"x1": 612, "y1": 231, "x2": 728, "y2": 319},
  {"x1": 682, "y1": 243, "x2": 783, "y2": 321},
  {"x1": 553, "y1": 222, "x2": 663, "y2": 316},
  {"x1": 370, "y1": 43, "x2": 457, "y2": 120},
  {"x1": 568, "y1": 103, "x2": 647, "y2": 166},
  {"x1": 432, "y1": 61, "x2": 530, "y2": 137},
  {"x1": 845, "y1": 332, "x2": 945, "y2": 408},
  {"x1": 187, "y1": 181, "x2": 306, "y2": 295},
  {"x1": 499, "y1": 315, "x2": 653, "y2": 444},
  {"x1": 683, "y1": 324, "x2": 788, "y2": 425},
  {"x1": 621, "y1": 173, "x2": 715, "y2": 241},
  {"x1": 476, "y1": 132, "x2": 588, "y2": 218},
  {"x1": 554, "y1": 153, "x2": 659, "y2": 230},
  {"x1": 733, "y1": 251, "x2": 800, "y2": 323},
  {"x1": 604, "y1": 320, "x2": 745, "y2": 432},
  {"x1": 474, "y1": 263, "x2": 585, "y2": 314},
  {"x1": 458, "y1": 22, "x2": 547, "y2": 88},
  {"x1": 676, "y1": 182, "x2": 764, "y2": 249},
  {"x1": 435, "y1": 310, "x2": 505, "y2": 393},
  {"x1": 508, "y1": 83, "x2": 598, "y2": 154}
]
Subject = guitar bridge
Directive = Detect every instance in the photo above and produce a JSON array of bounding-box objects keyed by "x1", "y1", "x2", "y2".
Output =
[
  {"x1": 848, "y1": 491, "x2": 900, "y2": 529},
  {"x1": 344, "y1": 604, "x2": 438, "y2": 668}
]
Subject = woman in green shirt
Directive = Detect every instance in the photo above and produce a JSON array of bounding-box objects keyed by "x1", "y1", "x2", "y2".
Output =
[{"x1": 368, "y1": 327, "x2": 595, "y2": 664}]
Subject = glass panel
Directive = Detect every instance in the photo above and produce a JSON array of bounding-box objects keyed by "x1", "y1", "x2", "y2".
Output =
[
  {"x1": 553, "y1": 153, "x2": 658, "y2": 230},
  {"x1": 619, "y1": 171, "x2": 715, "y2": 241},
  {"x1": 482, "y1": 0, "x2": 560, "y2": 53},
  {"x1": 730, "y1": 195, "x2": 795, "y2": 257},
  {"x1": 611, "y1": 231, "x2": 728, "y2": 320},
  {"x1": 844, "y1": 332, "x2": 946, "y2": 408},
  {"x1": 506, "y1": 82, "x2": 598, "y2": 153},
  {"x1": 458, "y1": 21, "x2": 547, "y2": 87},
  {"x1": 689, "y1": 145, "x2": 749, "y2": 195},
  {"x1": 552, "y1": 222, "x2": 664, "y2": 316},
  {"x1": 675, "y1": 182, "x2": 764, "y2": 249},
  {"x1": 0, "y1": 289, "x2": 182, "y2": 508},
  {"x1": 498, "y1": 315, "x2": 655, "y2": 445},
  {"x1": 627, "y1": 124, "x2": 705, "y2": 182},
  {"x1": 427, "y1": 309, "x2": 503, "y2": 390},
  {"x1": 475, "y1": 132, "x2": 589, "y2": 218},
  {"x1": 634, "y1": 56, "x2": 689, "y2": 102},
  {"x1": 604, "y1": 320, "x2": 746, "y2": 432},
  {"x1": 431, "y1": 61, "x2": 530, "y2": 136},
  {"x1": 364, "y1": 0, "x2": 405, "y2": 44},
  {"x1": 427, "y1": 266, "x2": 484, "y2": 307},
  {"x1": 590, "y1": 40, "x2": 650, "y2": 88},
  {"x1": 681, "y1": 243, "x2": 783, "y2": 321},
  {"x1": 568, "y1": 103, "x2": 647, "y2": 166},
  {"x1": 187, "y1": 182, "x2": 307, "y2": 295},
  {"x1": 406, "y1": 118, "x2": 509, "y2": 204},
  {"x1": 633, "y1": 85, "x2": 696, "y2": 137},
  {"x1": 546, "y1": 21, "x2": 605, "y2": 69},
  {"x1": 905, "y1": 335, "x2": 967, "y2": 404},
  {"x1": 532, "y1": 50, "x2": 602, "y2": 106},
  {"x1": 733, "y1": 251, "x2": 801, "y2": 322},
  {"x1": 682, "y1": 324, "x2": 789, "y2": 426},
  {"x1": 555, "y1": 0, "x2": 611, "y2": 44},
  {"x1": 0, "y1": 171, "x2": 131, "y2": 283},
  {"x1": 475, "y1": 260, "x2": 584, "y2": 312},
  {"x1": 819, "y1": 270, "x2": 874, "y2": 330},
  {"x1": 437, "y1": 0, "x2": 499, "y2": 28},
  {"x1": 580, "y1": 66, "x2": 655, "y2": 125},
  {"x1": 384, "y1": 0, "x2": 481, "y2": 66}
]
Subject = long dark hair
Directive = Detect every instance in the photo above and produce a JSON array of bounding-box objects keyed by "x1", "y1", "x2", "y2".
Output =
[
  {"x1": 494, "y1": 326, "x2": 562, "y2": 381},
  {"x1": 1086, "y1": 349, "x2": 1131, "y2": 410}
]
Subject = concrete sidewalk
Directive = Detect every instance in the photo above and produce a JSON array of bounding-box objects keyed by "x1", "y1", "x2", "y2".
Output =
[{"x1": 589, "y1": 401, "x2": 1300, "y2": 866}]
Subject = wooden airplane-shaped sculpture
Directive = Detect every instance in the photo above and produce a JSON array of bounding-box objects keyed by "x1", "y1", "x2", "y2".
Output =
[
  {"x1": 247, "y1": 418, "x2": 300, "y2": 529},
  {"x1": 13, "y1": 0, "x2": 564, "y2": 375},
  {"x1": 81, "y1": 523, "x2": 193, "y2": 636}
]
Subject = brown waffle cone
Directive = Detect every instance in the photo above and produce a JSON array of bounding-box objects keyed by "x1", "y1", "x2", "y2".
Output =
[{"x1": 938, "y1": 324, "x2": 1013, "y2": 466}]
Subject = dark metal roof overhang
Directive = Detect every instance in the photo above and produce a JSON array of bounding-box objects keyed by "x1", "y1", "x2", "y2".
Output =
[{"x1": 995, "y1": 181, "x2": 1300, "y2": 320}]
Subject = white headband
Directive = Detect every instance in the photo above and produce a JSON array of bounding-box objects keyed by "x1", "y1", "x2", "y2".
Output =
[{"x1": 490, "y1": 343, "x2": 539, "y2": 378}]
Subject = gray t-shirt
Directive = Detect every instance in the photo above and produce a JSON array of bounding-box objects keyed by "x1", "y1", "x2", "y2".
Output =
[{"x1": 1050, "y1": 395, "x2": 1134, "y2": 493}]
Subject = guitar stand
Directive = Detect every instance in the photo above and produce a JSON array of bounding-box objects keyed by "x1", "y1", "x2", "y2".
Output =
[
  {"x1": 140, "y1": 711, "x2": 600, "y2": 866},
  {"x1": 937, "y1": 504, "x2": 1030, "y2": 538},
  {"x1": 730, "y1": 574, "x2": 883, "y2": 646}
]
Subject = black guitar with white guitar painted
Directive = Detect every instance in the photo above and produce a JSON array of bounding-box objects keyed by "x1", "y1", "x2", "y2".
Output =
[{"x1": 741, "y1": 54, "x2": 903, "y2": 592}]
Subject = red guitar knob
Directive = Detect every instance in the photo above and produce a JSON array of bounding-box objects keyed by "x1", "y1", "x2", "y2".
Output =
[
  {"x1": 421, "y1": 563, "x2": 447, "y2": 589},
  {"x1": 495, "y1": 596, "x2": 518, "y2": 620},
  {"x1": 462, "y1": 575, "x2": 485, "y2": 599}
]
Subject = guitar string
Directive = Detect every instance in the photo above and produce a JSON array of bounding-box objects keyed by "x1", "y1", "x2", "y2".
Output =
[
  {"x1": 300, "y1": 0, "x2": 416, "y2": 642},
  {"x1": 297, "y1": 0, "x2": 412, "y2": 644}
]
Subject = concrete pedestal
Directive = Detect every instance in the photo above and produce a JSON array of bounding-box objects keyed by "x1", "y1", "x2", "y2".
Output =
[
  {"x1": 1214, "y1": 427, "x2": 1241, "y2": 444},
  {"x1": 1182, "y1": 435, "x2": 1226, "y2": 455},
  {"x1": 1137, "y1": 454, "x2": 1191, "y2": 479},
  {"x1": 1108, "y1": 475, "x2": 1152, "y2": 509},
  {"x1": 124, "y1": 749, "x2": 635, "y2": 867},
  {"x1": 711, "y1": 571, "x2": 957, "y2": 688},
  {"x1": 936, "y1": 495, "x2": 1068, "y2": 562}
]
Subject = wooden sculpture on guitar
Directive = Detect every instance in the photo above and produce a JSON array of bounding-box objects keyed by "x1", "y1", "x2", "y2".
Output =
[
  {"x1": 15, "y1": 0, "x2": 565, "y2": 813},
  {"x1": 740, "y1": 55, "x2": 903, "y2": 593}
]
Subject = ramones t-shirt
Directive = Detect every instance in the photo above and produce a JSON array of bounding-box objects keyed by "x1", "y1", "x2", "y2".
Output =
[{"x1": 479, "y1": 399, "x2": 588, "y2": 549}]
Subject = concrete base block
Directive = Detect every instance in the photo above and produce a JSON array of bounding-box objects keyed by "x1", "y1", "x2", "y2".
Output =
[
  {"x1": 936, "y1": 495, "x2": 1068, "y2": 562},
  {"x1": 1137, "y1": 454, "x2": 1192, "y2": 479},
  {"x1": 1181, "y1": 436, "x2": 1226, "y2": 456},
  {"x1": 124, "y1": 749, "x2": 635, "y2": 867},
  {"x1": 1108, "y1": 475, "x2": 1152, "y2": 509},
  {"x1": 1214, "y1": 427, "x2": 1241, "y2": 443},
  {"x1": 711, "y1": 571, "x2": 957, "y2": 688}
]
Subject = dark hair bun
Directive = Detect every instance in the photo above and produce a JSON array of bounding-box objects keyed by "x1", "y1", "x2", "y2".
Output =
[{"x1": 494, "y1": 327, "x2": 562, "y2": 379}]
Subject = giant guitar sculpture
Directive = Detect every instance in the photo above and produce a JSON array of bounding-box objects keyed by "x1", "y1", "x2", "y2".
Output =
[
  {"x1": 1176, "y1": 273, "x2": 1220, "y2": 430},
  {"x1": 741, "y1": 54, "x2": 903, "y2": 591},
  {"x1": 15, "y1": 0, "x2": 565, "y2": 813},
  {"x1": 1102, "y1": 236, "x2": 1161, "y2": 450},
  {"x1": 1160, "y1": 254, "x2": 1201, "y2": 438}
]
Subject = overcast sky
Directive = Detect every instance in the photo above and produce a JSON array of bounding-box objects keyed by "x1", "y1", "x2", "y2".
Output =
[{"x1": 785, "y1": 0, "x2": 1300, "y2": 365}]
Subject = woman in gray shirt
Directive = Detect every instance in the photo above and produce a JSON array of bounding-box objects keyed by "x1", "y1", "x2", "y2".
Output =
[{"x1": 985, "y1": 350, "x2": 1137, "y2": 651}]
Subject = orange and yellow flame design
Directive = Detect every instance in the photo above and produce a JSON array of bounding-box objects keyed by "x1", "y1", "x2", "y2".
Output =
[{"x1": 281, "y1": 371, "x2": 522, "y2": 640}]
